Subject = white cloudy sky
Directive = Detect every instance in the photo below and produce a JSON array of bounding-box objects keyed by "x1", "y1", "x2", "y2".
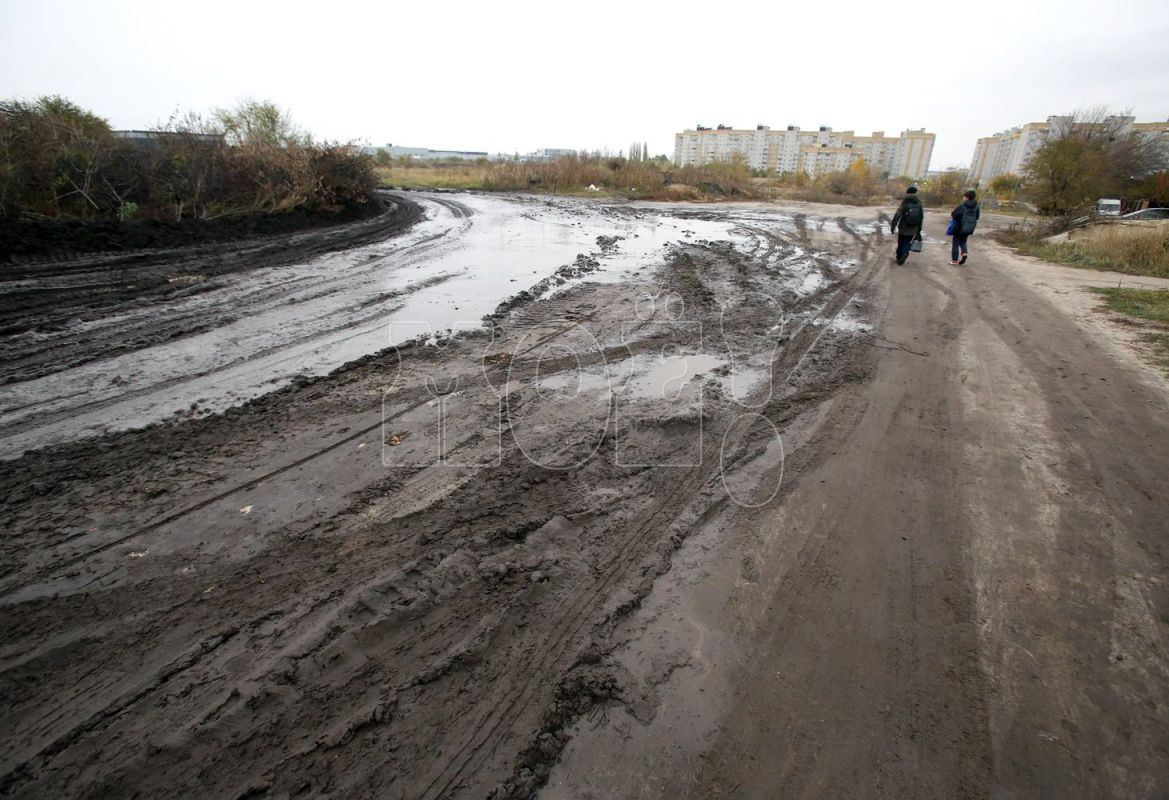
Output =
[{"x1": 2, "y1": 0, "x2": 1166, "y2": 169}]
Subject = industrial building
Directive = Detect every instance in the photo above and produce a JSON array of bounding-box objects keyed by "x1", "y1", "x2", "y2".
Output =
[{"x1": 367, "y1": 144, "x2": 492, "y2": 161}]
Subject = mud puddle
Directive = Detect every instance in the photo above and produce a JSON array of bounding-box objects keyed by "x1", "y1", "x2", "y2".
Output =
[
  {"x1": 533, "y1": 351, "x2": 768, "y2": 403},
  {"x1": 0, "y1": 193, "x2": 753, "y2": 459}
]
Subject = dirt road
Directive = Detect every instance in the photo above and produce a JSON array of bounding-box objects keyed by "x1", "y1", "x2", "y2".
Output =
[{"x1": 1, "y1": 195, "x2": 1166, "y2": 799}]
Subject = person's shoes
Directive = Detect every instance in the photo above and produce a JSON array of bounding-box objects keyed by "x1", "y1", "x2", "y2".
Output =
[
  {"x1": 896, "y1": 255, "x2": 906, "y2": 265},
  {"x1": 959, "y1": 254, "x2": 968, "y2": 265},
  {"x1": 950, "y1": 260, "x2": 959, "y2": 265}
]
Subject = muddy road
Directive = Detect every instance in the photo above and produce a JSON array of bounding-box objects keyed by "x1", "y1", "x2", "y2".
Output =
[
  {"x1": 1, "y1": 194, "x2": 1166, "y2": 799},
  {"x1": 0, "y1": 193, "x2": 740, "y2": 457}
]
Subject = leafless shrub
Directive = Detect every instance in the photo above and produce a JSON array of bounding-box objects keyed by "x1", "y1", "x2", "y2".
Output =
[{"x1": 0, "y1": 96, "x2": 378, "y2": 224}]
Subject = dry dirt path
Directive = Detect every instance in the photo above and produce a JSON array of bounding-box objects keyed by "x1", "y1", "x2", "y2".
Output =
[{"x1": 0, "y1": 199, "x2": 1166, "y2": 799}]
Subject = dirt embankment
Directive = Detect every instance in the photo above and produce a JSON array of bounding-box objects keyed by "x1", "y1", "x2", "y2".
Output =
[{"x1": 0, "y1": 196, "x2": 401, "y2": 261}]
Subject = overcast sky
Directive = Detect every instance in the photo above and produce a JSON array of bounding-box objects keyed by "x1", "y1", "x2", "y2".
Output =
[{"x1": 2, "y1": 0, "x2": 1166, "y2": 170}]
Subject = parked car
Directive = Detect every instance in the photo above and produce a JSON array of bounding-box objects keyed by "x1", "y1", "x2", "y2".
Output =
[
  {"x1": 1120, "y1": 207, "x2": 1169, "y2": 220},
  {"x1": 1096, "y1": 198, "x2": 1123, "y2": 217}
]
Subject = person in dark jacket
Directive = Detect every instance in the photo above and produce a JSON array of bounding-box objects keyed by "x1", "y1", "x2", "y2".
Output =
[
  {"x1": 891, "y1": 186, "x2": 924, "y2": 265},
  {"x1": 950, "y1": 190, "x2": 980, "y2": 265}
]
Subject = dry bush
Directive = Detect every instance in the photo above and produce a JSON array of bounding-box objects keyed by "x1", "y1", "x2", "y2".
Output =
[
  {"x1": 668, "y1": 158, "x2": 757, "y2": 198},
  {"x1": 0, "y1": 96, "x2": 136, "y2": 220},
  {"x1": 483, "y1": 154, "x2": 667, "y2": 195},
  {"x1": 0, "y1": 96, "x2": 378, "y2": 224},
  {"x1": 309, "y1": 147, "x2": 379, "y2": 213},
  {"x1": 1076, "y1": 224, "x2": 1169, "y2": 276},
  {"x1": 792, "y1": 160, "x2": 890, "y2": 205},
  {"x1": 663, "y1": 183, "x2": 703, "y2": 201},
  {"x1": 918, "y1": 170, "x2": 968, "y2": 208},
  {"x1": 999, "y1": 221, "x2": 1169, "y2": 278},
  {"x1": 479, "y1": 154, "x2": 765, "y2": 200}
]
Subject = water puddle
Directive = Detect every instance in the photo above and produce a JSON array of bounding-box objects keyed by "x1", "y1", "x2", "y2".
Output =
[
  {"x1": 531, "y1": 351, "x2": 770, "y2": 404},
  {"x1": 0, "y1": 192, "x2": 858, "y2": 456},
  {"x1": 627, "y1": 353, "x2": 724, "y2": 399}
]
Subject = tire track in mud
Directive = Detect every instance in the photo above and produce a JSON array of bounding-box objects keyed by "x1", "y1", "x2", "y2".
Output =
[
  {"x1": 0, "y1": 626, "x2": 242, "y2": 794},
  {"x1": 0, "y1": 196, "x2": 489, "y2": 457},
  {"x1": 10, "y1": 229, "x2": 874, "y2": 796},
  {"x1": 0, "y1": 198, "x2": 482, "y2": 587},
  {"x1": 0, "y1": 272, "x2": 460, "y2": 434},
  {"x1": 1, "y1": 253, "x2": 427, "y2": 385},
  {"x1": 0, "y1": 203, "x2": 460, "y2": 388},
  {"x1": 0, "y1": 196, "x2": 424, "y2": 322},
  {"x1": 0, "y1": 204, "x2": 888, "y2": 799},
  {"x1": 0, "y1": 300, "x2": 631, "y2": 599},
  {"x1": 420, "y1": 238, "x2": 885, "y2": 799}
]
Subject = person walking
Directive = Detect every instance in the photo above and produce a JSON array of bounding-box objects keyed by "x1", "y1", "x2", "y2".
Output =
[
  {"x1": 890, "y1": 186, "x2": 924, "y2": 265},
  {"x1": 949, "y1": 189, "x2": 980, "y2": 265}
]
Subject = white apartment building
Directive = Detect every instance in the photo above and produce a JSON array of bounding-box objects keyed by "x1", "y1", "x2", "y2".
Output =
[
  {"x1": 673, "y1": 125, "x2": 935, "y2": 178},
  {"x1": 968, "y1": 115, "x2": 1169, "y2": 185}
]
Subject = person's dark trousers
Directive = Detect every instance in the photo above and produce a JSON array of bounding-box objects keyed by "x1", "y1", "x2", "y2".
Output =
[
  {"x1": 951, "y1": 233, "x2": 970, "y2": 261},
  {"x1": 896, "y1": 234, "x2": 914, "y2": 262}
]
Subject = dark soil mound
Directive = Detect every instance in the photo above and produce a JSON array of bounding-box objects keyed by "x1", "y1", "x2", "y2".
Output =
[{"x1": 0, "y1": 201, "x2": 385, "y2": 261}]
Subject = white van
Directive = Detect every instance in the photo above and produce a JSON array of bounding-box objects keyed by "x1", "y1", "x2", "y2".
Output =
[{"x1": 1097, "y1": 198, "x2": 1122, "y2": 217}]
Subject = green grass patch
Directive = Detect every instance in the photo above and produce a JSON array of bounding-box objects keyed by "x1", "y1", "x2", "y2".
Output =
[
  {"x1": 1141, "y1": 332, "x2": 1169, "y2": 369},
  {"x1": 1090, "y1": 287, "x2": 1169, "y2": 325},
  {"x1": 1091, "y1": 287, "x2": 1169, "y2": 368}
]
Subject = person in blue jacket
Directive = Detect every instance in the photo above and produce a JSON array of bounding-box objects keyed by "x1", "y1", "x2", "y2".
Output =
[{"x1": 950, "y1": 190, "x2": 980, "y2": 265}]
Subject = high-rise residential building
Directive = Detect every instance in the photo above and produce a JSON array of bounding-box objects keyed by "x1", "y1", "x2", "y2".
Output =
[
  {"x1": 968, "y1": 115, "x2": 1169, "y2": 185},
  {"x1": 673, "y1": 124, "x2": 935, "y2": 178}
]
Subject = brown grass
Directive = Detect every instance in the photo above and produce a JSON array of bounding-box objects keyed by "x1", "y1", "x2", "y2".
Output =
[
  {"x1": 376, "y1": 155, "x2": 768, "y2": 201},
  {"x1": 1001, "y1": 222, "x2": 1169, "y2": 278},
  {"x1": 374, "y1": 163, "x2": 488, "y2": 190},
  {"x1": 373, "y1": 154, "x2": 981, "y2": 211}
]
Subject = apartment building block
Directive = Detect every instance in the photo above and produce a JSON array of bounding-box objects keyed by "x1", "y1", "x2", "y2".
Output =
[
  {"x1": 673, "y1": 124, "x2": 935, "y2": 178},
  {"x1": 968, "y1": 115, "x2": 1169, "y2": 185}
]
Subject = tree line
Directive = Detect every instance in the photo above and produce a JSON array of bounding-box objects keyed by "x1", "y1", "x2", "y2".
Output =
[
  {"x1": 994, "y1": 107, "x2": 1168, "y2": 215},
  {"x1": 0, "y1": 97, "x2": 379, "y2": 224}
]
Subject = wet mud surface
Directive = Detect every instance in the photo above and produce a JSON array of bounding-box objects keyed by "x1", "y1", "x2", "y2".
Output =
[
  {"x1": 2, "y1": 195, "x2": 1167, "y2": 799},
  {"x1": 0, "y1": 193, "x2": 880, "y2": 798}
]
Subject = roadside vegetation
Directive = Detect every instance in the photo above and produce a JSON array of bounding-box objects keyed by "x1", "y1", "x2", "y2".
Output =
[
  {"x1": 376, "y1": 153, "x2": 968, "y2": 206},
  {"x1": 1024, "y1": 108, "x2": 1167, "y2": 216},
  {"x1": 1090, "y1": 287, "x2": 1169, "y2": 367},
  {"x1": 1000, "y1": 223, "x2": 1169, "y2": 278},
  {"x1": 0, "y1": 96, "x2": 379, "y2": 254},
  {"x1": 993, "y1": 106, "x2": 1169, "y2": 276},
  {"x1": 374, "y1": 161, "x2": 490, "y2": 191},
  {"x1": 376, "y1": 153, "x2": 761, "y2": 200}
]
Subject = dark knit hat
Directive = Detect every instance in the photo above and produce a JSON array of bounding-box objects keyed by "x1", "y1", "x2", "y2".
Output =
[{"x1": 906, "y1": 186, "x2": 918, "y2": 194}]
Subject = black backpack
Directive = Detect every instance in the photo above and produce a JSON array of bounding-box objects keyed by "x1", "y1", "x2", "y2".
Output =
[
  {"x1": 901, "y1": 201, "x2": 923, "y2": 228},
  {"x1": 960, "y1": 204, "x2": 979, "y2": 234}
]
